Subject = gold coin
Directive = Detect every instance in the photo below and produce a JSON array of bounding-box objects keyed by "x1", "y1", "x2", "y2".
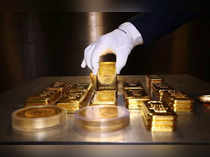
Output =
[{"x1": 16, "y1": 107, "x2": 60, "y2": 118}]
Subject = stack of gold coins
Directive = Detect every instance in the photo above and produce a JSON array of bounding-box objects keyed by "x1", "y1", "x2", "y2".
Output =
[
  {"x1": 142, "y1": 101, "x2": 176, "y2": 132},
  {"x1": 12, "y1": 105, "x2": 65, "y2": 132}
]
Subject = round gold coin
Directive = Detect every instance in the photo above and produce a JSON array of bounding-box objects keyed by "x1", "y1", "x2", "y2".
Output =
[
  {"x1": 24, "y1": 107, "x2": 57, "y2": 118},
  {"x1": 12, "y1": 105, "x2": 64, "y2": 132}
]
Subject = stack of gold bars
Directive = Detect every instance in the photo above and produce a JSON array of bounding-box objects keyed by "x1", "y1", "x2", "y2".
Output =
[
  {"x1": 56, "y1": 82, "x2": 92, "y2": 113},
  {"x1": 25, "y1": 81, "x2": 65, "y2": 107},
  {"x1": 151, "y1": 82, "x2": 175, "y2": 101},
  {"x1": 142, "y1": 101, "x2": 176, "y2": 132},
  {"x1": 90, "y1": 53, "x2": 117, "y2": 106},
  {"x1": 162, "y1": 91, "x2": 194, "y2": 112},
  {"x1": 145, "y1": 75, "x2": 163, "y2": 97},
  {"x1": 74, "y1": 53, "x2": 130, "y2": 132},
  {"x1": 12, "y1": 80, "x2": 92, "y2": 132},
  {"x1": 123, "y1": 81, "x2": 150, "y2": 112}
]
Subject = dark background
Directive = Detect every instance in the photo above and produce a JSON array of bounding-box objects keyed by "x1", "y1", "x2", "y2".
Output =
[{"x1": 0, "y1": 12, "x2": 209, "y2": 93}]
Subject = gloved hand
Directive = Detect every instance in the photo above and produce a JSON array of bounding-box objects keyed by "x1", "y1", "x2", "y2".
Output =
[{"x1": 81, "y1": 22, "x2": 143, "y2": 74}]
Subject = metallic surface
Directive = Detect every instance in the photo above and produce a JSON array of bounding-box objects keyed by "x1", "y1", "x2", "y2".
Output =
[
  {"x1": 91, "y1": 90, "x2": 117, "y2": 105},
  {"x1": 97, "y1": 54, "x2": 117, "y2": 90},
  {"x1": 0, "y1": 75, "x2": 210, "y2": 144}
]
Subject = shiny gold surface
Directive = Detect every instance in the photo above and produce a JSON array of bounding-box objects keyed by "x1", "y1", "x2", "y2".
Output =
[
  {"x1": 91, "y1": 90, "x2": 116, "y2": 105},
  {"x1": 96, "y1": 53, "x2": 117, "y2": 90},
  {"x1": 90, "y1": 72, "x2": 97, "y2": 90},
  {"x1": 162, "y1": 91, "x2": 193, "y2": 112},
  {"x1": 151, "y1": 83, "x2": 175, "y2": 100},
  {"x1": 75, "y1": 105, "x2": 129, "y2": 132},
  {"x1": 123, "y1": 81, "x2": 144, "y2": 90},
  {"x1": 12, "y1": 105, "x2": 65, "y2": 132},
  {"x1": 56, "y1": 97, "x2": 80, "y2": 114},
  {"x1": 145, "y1": 75, "x2": 163, "y2": 96},
  {"x1": 124, "y1": 89, "x2": 150, "y2": 111},
  {"x1": 142, "y1": 101, "x2": 176, "y2": 132},
  {"x1": 97, "y1": 62, "x2": 117, "y2": 90}
]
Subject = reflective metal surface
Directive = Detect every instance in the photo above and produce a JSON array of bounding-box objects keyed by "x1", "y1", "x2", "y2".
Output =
[{"x1": 0, "y1": 75, "x2": 210, "y2": 144}]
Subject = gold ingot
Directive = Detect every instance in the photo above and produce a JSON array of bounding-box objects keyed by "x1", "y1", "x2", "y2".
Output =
[
  {"x1": 142, "y1": 101, "x2": 176, "y2": 132},
  {"x1": 56, "y1": 97, "x2": 80, "y2": 114},
  {"x1": 162, "y1": 91, "x2": 193, "y2": 112},
  {"x1": 123, "y1": 81, "x2": 144, "y2": 90},
  {"x1": 12, "y1": 105, "x2": 65, "y2": 132},
  {"x1": 124, "y1": 89, "x2": 150, "y2": 111},
  {"x1": 145, "y1": 75, "x2": 163, "y2": 97},
  {"x1": 96, "y1": 53, "x2": 117, "y2": 90},
  {"x1": 91, "y1": 90, "x2": 116, "y2": 105},
  {"x1": 90, "y1": 72, "x2": 97, "y2": 90},
  {"x1": 151, "y1": 83, "x2": 175, "y2": 100}
]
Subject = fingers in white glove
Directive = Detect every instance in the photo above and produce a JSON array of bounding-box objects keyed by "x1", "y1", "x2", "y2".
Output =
[
  {"x1": 81, "y1": 59, "x2": 86, "y2": 68},
  {"x1": 116, "y1": 51, "x2": 128, "y2": 74},
  {"x1": 83, "y1": 43, "x2": 96, "y2": 70}
]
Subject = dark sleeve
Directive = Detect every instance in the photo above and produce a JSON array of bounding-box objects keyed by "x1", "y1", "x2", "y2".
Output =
[{"x1": 129, "y1": 12, "x2": 199, "y2": 45}]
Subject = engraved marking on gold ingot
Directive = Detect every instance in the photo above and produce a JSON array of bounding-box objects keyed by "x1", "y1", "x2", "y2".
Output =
[
  {"x1": 98, "y1": 62, "x2": 116, "y2": 85},
  {"x1": 92, "y1": 90, "x2": 116, "y2": 105},
  {"x1": 142, "y1": 101, "x2": 176, "y2": 132},
  {"x1": 124, "y1": 89, "x2": 150, "y2": 111}
]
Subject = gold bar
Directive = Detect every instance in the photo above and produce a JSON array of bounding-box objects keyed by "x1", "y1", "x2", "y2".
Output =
[
  {"x1": 162, "y1": 91, "x2": 193, "y2": 112},
  {"x1": 151, "y1": 83, "x2": 175, "y2": 101},
  {"x1": 91, "y1": 90, "x2": 117, "y2": 105},
  {"x1": 96, "y1": 53, "x2": 117, "y2": 90},
  {"x1": 56, "y1": 97, "x2": 80, "y2": 114},
  {"x1": 145, "y1": 75, "x2": 163, "y2": 96},
  {"x1": 124, "y1": 89, "x2": 150, "y2": 111},
  {"x1": 142, "y1": 101, "x2": 176, "y2": 132},
  {"x1": 123, "y1": 81, "x2": 144, "y2": 90}
]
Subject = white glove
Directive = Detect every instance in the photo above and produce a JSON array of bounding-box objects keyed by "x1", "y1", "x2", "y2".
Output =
[{"x1": 81, "y1": 22, "x2": 143, "y2": 74}]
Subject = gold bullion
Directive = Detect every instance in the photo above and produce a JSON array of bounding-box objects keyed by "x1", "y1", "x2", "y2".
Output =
[
  {"x1": 162, "y1": 91, "x2": 193, "y2": 112},
  {"x1": 124, "y1": 89, "x2": 150, "y2": 111},
  {"x1": 123, "y1": 81, "x2": 144, "y2": 90},
  {"x1": 97, "y1": 53, "x2": 117, "y2": 90},
  {"x1": 142, "y1": 101, "x2": 176, "y2": 132},
  {"x1": 151, "y1": 83, "x2": 175, "y2": 100},
  {"x1": 145, "y1": 75, "x2": 163, "y2": 96},
  {"x1": 91, "y1": 90, "x2": 116, "y2": 105},
  {"x1": 90, "y1": 72, "x2": 97, "y2": 90},
  {"x1": 56, "y1": 98, "x2": 80, "y2": 114},
  {"x1": 75, "y1": 105, "x2": 129, "y2": 132},
  {"x1": 12, "y1": 105, "x2": 64, "y2": 132}
]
